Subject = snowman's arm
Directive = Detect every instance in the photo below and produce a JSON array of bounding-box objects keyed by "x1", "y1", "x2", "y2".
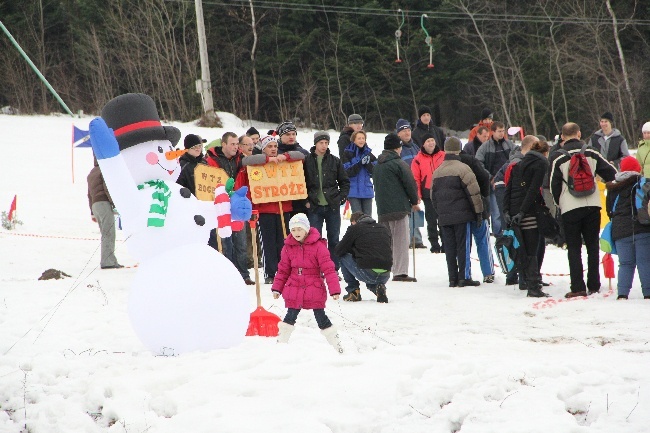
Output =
[
  {"x1": 193, "y1": 197, "x2": 218, "y2": 229},
  {"x1": 89, "y1": 118, "x2": 141, "y2": 224}
]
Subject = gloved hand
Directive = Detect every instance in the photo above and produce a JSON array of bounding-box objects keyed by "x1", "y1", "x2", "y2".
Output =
[
  {"x1": 361, "y1": 155, "x2": 371, "y2": 165},
  {"x1": 89, "y1": 117, "x2": 120, "y2": 160},
  {"x1": 475, "y1": 214, "x2": 483, "y2": 227},
  {"x1": 511, "y1": 212, "x2": 525, "y2": 226},
  {"x1": 350, "y1": 156, "x2": 361, "y2": 165},
  {"x1": 230, "y1": 186, "x2": 253, "y2": 222},
  {"x1": 340, "y1": 197, "x2": 348, "y2": 206},
  {"x1": 504, "y1": 213, "x2": 512, "y2": 226}
]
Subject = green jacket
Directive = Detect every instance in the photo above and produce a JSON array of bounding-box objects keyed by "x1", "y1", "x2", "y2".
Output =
[
  {"x1": 373, "y1": 150, "x2": 419, "y2": 223},
  {"x1": 637, "y1": 140, "x2": 650, "y2": 177}
]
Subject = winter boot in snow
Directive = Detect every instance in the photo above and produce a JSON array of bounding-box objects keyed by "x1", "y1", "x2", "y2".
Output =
[
  {"x1": 524, "y1": 256, "x2": 549, "y2": 297},
  {"x1": 277, "y1": 321, "x2": 295, "y2": 344},
  {"x1": 321, "y1": 326, "x2": 344, "y2": 353},
  {"x1": 527, "y1": 287, "x2": 551, "y2": 297},
  {"x1": 376, "y1": 284, "x2": 388, "y2": 303},
  {"x1": 343, "y1": 289, "x2": 361, "y2": 302}
]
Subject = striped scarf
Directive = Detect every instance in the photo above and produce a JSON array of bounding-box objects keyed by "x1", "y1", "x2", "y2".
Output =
[{"x1": 137, "y1": 180, "x2": 171, "y2": 227}]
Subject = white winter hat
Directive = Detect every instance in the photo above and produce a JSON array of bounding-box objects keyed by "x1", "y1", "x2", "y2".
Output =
[
  {"x1": 289, "y1": 213, "x2": 310, "y2": 232},
  {"x1": 642, "y1": 122, "x2": 650, "y2": 133},
  {"x1": 259, "y1": 135, "x2": 278, "y2": 151}
]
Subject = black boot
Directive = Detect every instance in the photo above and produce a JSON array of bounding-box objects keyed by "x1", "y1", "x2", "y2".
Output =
[
  {"x1": 515, "y1": 260, "x2": 527, "y2": 290},
  {"x1": 458, "y1": 279, "x2": 480, "y2": 287},
  {"x1": 525, "y1": 256, "x2": 549, "y2": 297},
  {"x1": 527, "y1": 287, "x2": 551, "y2": 297}
]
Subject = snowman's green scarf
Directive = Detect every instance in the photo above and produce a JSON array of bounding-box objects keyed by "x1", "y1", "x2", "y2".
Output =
[{"x1": 137, "y1": 180, "x2": 171, "y2": 227}]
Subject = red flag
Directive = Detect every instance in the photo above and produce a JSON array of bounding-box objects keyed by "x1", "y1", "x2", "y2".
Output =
[
  {"x1": 602, "y1": 253, "x2": 615, "y2": 279},
  {"x1": 8, "y1": 195, "x2": 16, "y2": 221}
]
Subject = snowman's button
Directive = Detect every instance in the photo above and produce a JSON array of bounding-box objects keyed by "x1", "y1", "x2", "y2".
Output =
[
  {"x1": 179, "y1": 188, "x2": 191, "y2": 198},
  {"x1": 194, "y1": 215, "x2": 206, "y2": 226}
]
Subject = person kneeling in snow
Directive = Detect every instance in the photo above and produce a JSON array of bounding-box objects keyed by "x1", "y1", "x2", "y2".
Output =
[
  {"x1": 272, "y1": 213, "x2": 343, "y2": 352},
  {"x1": 335, "y1": 211, "x2": 392, "y2": 303}
]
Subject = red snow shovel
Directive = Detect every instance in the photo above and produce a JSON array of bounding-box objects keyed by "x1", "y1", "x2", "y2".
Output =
[
  {"x1": 602, "y1": 253, "x2": 615, "y2": 291},
  {"x1": 246, "y1": 211, "x2": 281, "y2": 337}
]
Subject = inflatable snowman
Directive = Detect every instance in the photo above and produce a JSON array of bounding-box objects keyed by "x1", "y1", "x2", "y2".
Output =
[{"x1": 89, "y1": 93, "x2": 249, "y2": 354}]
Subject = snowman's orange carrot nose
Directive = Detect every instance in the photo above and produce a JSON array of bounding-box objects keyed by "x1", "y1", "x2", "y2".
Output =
[{"x1": 165, "y1": 149, "x2": 186, "y2": 160}]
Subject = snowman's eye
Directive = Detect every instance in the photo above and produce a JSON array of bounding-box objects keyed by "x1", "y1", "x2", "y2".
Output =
[{"x1": 157, "y1": 146, "x2": 163, "y2": 153}]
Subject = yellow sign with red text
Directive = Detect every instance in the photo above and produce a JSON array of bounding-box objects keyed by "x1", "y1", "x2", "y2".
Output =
[{"x1": 247, "y1": 161, "x2": 307, "y2": 204}]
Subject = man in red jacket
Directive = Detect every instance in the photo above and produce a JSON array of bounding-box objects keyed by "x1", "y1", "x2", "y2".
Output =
[
  {"x1": 243, "y1": 135, "x2": 306, "y2": 284},
  {"x1": 411, "y1": 132, "x2": 445, "y2": 253},
  {"x1": 204, "y1": 132, "x2": 253, "y2": 285}
]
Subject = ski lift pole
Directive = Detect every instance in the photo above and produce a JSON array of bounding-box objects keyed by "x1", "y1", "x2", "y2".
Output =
[
  {"x1": 0, "y1": 20, "x2": 74, "y2": 117},
  {"x1": 420, "y1": 14, "x2": 435, "y2": 69},
  {"x1": 394, "y1": 9, "x2": 405, "y2": 63}
]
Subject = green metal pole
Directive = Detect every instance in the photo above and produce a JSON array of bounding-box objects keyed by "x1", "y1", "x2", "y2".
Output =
[{"x1": 0, "y1": 20, "x2": 74, "y2": 117}]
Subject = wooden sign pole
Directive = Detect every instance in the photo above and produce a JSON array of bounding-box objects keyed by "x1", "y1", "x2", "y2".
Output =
[{"x1": 279, "y1": 202, "x2": 287, "y2": 238}]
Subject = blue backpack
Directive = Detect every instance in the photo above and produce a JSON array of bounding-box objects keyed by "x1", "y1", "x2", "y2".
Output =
[
  {"x1": 633, "y1": 177, "x2": 650, "y2": 225},
  {"x1": 495, "y1": 228, "x2": 520, "y2": 274}
]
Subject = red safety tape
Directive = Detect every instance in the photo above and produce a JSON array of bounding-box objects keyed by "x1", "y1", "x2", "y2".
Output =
[
  {"x1": 531, "y1": 284, "x2": 615, "y2": 310},
  {"x1": 1, "y1": 231, "x2": 126, "y2": 242},
  {"x1": 470, "y1": 256, "x2": 576, "y2": 277},
  {"x1": 2, "y1": 231, "x2": 137, "y2": 268}
]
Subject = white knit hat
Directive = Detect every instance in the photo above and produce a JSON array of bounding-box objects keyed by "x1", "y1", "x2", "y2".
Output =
[
  {"x1": 259, "y1": 135, "x2": 278, "y2": 151},
  {"x1": 642, "y1": 122, "x2": 650, "y2": 133},
  {"x1": 289, "y1": 213, "x2": 310, "y2": 232}
]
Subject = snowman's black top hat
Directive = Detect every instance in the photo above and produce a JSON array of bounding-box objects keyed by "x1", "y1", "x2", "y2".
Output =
[{"x1": 101, "y1": 93, "x2": 181, "y2": 151}]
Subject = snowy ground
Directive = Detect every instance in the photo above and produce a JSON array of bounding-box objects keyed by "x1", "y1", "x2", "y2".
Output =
[{"x1": 1, "y1": 113, "x2": 649, "y2": 433}]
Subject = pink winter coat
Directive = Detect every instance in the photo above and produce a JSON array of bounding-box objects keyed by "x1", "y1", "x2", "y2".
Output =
[{"x1": 272, "y1": 227, "x2": 341, "y2": 309}]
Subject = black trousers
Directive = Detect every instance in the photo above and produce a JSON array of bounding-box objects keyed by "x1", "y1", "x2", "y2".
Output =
[
  {"x1": 284, "y1": 308, "x2": 332, "y2": 329},
  {"x1": 440, "y1": 222, "x2": 472, "y2": 282},
  {"x1": 507, "y1": 229, "x2": 546, "y2": 283},
  {"x1": 516, "y1": 226, "x2": 542, "y2": 288},
  {"x1": 259, "y1": 212, "x2": 289, "y2": 279},
  {"x1": 561, "y1": 207, "x2": 601, "y2": 292},
  {"x1": 423, "y1": 198, "x2": 442, "y2": 248}
]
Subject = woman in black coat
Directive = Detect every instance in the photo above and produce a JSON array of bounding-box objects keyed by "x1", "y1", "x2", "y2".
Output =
[
  {"x1": 605, "y1": 156, "x2": 650, "y2": 300},
  {"x1": 504, "y1": 137, "x2": 550, "y2": 297}
]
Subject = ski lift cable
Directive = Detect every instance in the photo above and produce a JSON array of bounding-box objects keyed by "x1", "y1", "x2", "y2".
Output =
[{"x1": 165, "y1": 0, "x2": 650, "y2": 26}]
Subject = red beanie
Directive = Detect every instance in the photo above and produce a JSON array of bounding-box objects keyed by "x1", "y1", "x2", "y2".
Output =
[{"x1": 620, "y1": 156, "x2": 641, "y2": 173}]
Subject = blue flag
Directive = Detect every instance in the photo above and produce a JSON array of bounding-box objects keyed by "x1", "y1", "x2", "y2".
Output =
[{"x1": 73, "y1": 125, "x2": 90, "y2": 147}]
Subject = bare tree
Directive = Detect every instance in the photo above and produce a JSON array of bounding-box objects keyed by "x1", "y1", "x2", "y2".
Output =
[
  {"x1": 248, "y1": 0, "x2": 260, "y2": 117},
  {"x1": 606, "y1": 0, "x2": 637, "y2": 134},
  {"x1": 454, "y1": 0, "x2": 512, "y2": 126}
]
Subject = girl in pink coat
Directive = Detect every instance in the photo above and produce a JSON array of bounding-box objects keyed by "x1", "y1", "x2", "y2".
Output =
[{"x1": 272, "y1": 213, "x2": 343, "y2": 352}]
